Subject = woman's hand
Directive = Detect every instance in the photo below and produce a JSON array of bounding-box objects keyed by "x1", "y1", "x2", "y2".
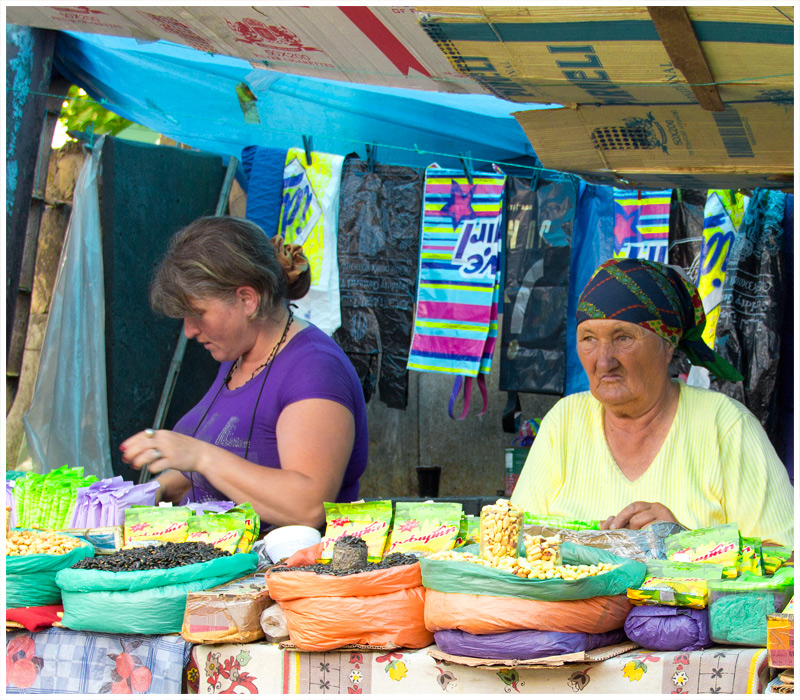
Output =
[
  {"x1": 119, "y1": 429, "x2": 208, "y2": 475},
  {"x1": 601, "y1": 501, "x2": 683, "y2": 530}
]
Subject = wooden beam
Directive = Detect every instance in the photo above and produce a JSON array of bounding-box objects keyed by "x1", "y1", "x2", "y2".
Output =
[{"x1": 647, "y1": 6, "x2": 725, "y2": 112}]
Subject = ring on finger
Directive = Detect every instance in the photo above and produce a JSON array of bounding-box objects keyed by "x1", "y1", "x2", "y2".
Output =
[
  {"x1": 152, "y1": 448, "x2": 163, "y2": 461},
  {"x1": 144, "y1": 428, "x2": 156, "y2": 438}
]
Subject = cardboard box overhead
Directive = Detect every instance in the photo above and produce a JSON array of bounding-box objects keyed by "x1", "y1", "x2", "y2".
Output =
[
  {"x1": 417, "y1": 6, "x2": 794, "y2": 106},
  {"x1": 5, "y1": 5, "x2": 482, "y2": 94},
  {"x1": 513, "y1": 102, "x2": 794, "y2": 190}
]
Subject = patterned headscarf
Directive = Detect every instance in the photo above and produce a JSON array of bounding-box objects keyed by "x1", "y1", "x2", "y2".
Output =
[{"x1": 576, "y1": 258, "x2": 742, "y2": 381}]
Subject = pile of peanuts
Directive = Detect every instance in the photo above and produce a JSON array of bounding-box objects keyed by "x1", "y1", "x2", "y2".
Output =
[
  {"x1": 479, "y1": 499, "x2": 524, "y2": 568},
  {"x1": 428, "y1": 548, "x2": 619, "y2": 580},
  {"x1": 6, "y1": 530, "x2": 86, "y2": 557}
]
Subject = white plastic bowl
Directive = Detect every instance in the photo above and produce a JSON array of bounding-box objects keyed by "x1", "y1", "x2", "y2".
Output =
[{"x1": 263, "y1": 525, "x2": 321, "y2": 563}]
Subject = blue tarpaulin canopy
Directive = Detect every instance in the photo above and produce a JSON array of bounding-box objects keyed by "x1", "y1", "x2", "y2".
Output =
[{"x1": 54, "y1": 31, "x2": 554, "y2": 173}]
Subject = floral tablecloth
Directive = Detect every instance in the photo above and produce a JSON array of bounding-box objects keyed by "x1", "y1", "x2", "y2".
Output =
[
  {"x1": 6, "y1": 627, "x2": 191, "y2": 694},
  {"x1": 187, "y1": 643, "x2": 770, "y2": 694}
]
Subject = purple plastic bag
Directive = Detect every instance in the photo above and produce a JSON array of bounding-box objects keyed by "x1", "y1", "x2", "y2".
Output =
[
  {"x1": 624, "y1": 605, "x2": 711, "y2": 652},
  {"x1": 434, "y1": 628, "x2": 628, "y2": 660}
]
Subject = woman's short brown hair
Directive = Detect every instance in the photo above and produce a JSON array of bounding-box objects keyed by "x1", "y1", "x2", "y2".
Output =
[{"x1": 150, "y1": 216, "x2": 310, "y2": 320}]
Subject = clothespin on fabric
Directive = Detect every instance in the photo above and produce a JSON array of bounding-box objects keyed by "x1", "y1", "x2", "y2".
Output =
[
  {"x1": 677, "y1": 189, "x2": 683, "y2": 203},
  {"x1": 529, "y1": 167, "x2": 541, "y2": 192},
  {"x1": 67, "y1": 122, "x2": 96, "y2": 149},
  {"x1": 302, "y1": 134, "x2": 313, "y2": 166},
  {"x1": 366, "y1": 143, "x2": 377, "y2": 172},
  {"x1": 459, "y1": 152, "x2": 473, "y2": 185}
]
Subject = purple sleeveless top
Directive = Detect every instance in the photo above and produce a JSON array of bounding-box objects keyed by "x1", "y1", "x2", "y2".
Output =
[{"x1": 173, "y1": 324, "x2": 368, "y2": 524}]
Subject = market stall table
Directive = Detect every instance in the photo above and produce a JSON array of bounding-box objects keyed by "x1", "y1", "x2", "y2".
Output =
[
  {"x1": 6, "y1": 627, "x2": 191, "y2": 694},
  {"x1": 186, "y1": 642, "x2": 771, "y2": 694}
]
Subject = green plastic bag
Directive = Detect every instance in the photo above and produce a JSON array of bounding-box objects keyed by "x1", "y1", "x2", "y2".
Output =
[
  {"x1": 420, "y1": 541, "x2": 646, "y2": 601},
  {"x1": 55, "y1": 552, "x2": 258, "y2": 634},
  {"x1": 6, "y1": 539, "x2": 95, "y2": 609}
]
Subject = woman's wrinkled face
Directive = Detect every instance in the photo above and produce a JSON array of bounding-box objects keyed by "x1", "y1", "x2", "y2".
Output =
[
  {"x1": 182, "y1": 295, "x2": 250, "y2": 362},
  {"x1": 577, "y1": 319, "x2": 674, "y2": 410}
]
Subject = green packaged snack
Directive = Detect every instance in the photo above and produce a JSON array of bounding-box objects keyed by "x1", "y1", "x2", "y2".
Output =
[
  {"x1": 645, "y1": 559, "x2": 724, "y2": 580},
  {"x1": 627, "y1": 577, "x2": 709, "y2": 608},
  {"x1": 187, "y1": 512, "x2": 245, "y2": 553},
  {"x1": 226, "y1": 502, "x2": 260, "y2": 554},
  {"x1": 738, "y1": 536, "x2": 765, "y2": 576},
  {"x1": 320, "y1": 500, "x2": 393, "y2": 562},
  {"x1": 124, "y1": 506, "x2": 192, "y2": 547},
  {"x1": 762, "y1": 546, "x2": 793, "y2": 575},
  {"x1": 523, "y1": 512, "x2": 602, "y2": 530},
  {"x1": 384, "y1": 501, "x2": 464, "y2": 556},
  {"x1": 666, "y1": 522, "x2": 741, "y2": 578}
]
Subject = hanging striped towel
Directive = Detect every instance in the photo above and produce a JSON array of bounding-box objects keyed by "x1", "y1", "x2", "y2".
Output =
[
  {"x1": 613, "y1": 188, "x2": 672, "y2": 262},
  {"x1": 408, "y1": 165, "x2": 506, "y2": 418}
]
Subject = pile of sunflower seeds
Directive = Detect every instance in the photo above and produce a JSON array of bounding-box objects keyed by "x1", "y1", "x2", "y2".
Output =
[
  {"x1": 271, "y1": 551, "x2": 418, "y2": 576},
  {"x1": 71, "y1": 541, "x2": 230, "y2": 571}
]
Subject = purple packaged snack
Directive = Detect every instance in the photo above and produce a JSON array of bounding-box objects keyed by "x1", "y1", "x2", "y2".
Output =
[
  {"x1": 112, "y1": 482, "x2": 160, "y2": 525},
  {"x1": 433, "y1": 628, "x2": 628, "y2": 660},
  {"x1": 624, "y1": 605, "x2": 711, "y2": 651}
]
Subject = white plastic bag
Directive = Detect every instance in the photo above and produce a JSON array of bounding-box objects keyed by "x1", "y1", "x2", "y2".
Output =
[{"x1": 23, "y1": 138, "x2": 112, "y2": 478}]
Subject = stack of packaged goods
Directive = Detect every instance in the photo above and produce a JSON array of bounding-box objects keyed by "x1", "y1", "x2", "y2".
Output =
[
  {"x1": 7, "y1": 467, "x2": 161, "y2": 553},
  {"x1": 421, "y1": 499, "x2": 645, "y2": 660},
  {"x1": 625, "y1": 523, "x2": 794, "y2": 651}
]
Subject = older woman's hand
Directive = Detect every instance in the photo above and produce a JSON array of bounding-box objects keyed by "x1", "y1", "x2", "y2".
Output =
[
  {"x1": 601, "y1": 501, "x2": 683, "y2": 531},
  {"x1": 120, "y1": 429, "x2": 207, "y2": 475}
]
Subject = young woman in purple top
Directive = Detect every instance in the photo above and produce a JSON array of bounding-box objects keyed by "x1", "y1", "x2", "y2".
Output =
[{"x1": 120, "y1": 216, "x2": 368, "y2": 529}]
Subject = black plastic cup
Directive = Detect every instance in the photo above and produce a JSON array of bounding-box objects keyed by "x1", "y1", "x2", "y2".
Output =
[{"x1": 415, "y1": 465, "x2": 442, "y2": 498}]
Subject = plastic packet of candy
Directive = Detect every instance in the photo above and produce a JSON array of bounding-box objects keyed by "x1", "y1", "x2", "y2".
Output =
[
  {"x1": 186, "y1": 511, "x2": 246, "y2": 553},
  {"x1": 522, "y1": 512, "x2": 602, "y2": 530},
  {"x1": 627, "y1": 576, "x2": 709, "y2": 608},
  {"x1": 739, "y1": 536, "x2": 765, "y2": 576},
  {"x1": 384, "y1": 501, "x2": 463, "y2": 556},
  {"x1": 123, "y1": 505, "x2": 192, "y2": 547},
  {"x1": 666, "y1": 523, "x2": 741, "y2": 578},
  {"x1": 226, "y1": 503, "x2": 259, "y2": 554}
]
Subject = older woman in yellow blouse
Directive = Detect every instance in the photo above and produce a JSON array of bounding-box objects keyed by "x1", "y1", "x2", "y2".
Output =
[{"x1": 512, "y1": 257, "x2": 794, "y2": 546}]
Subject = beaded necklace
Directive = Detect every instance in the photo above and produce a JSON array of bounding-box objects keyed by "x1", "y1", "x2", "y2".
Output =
[{"x1": 187, "y1": 307, "x2": 294, "y2": 502}]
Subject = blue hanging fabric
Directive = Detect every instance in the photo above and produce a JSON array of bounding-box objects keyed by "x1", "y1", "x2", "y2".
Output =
[
  {"x1": 565, "y1": 182, "x2": 615, "y2": 396},
  {"x1": 241, "y1": 145, "x2": 288, "y2": 238},
  {"x1": 408, "y1": 164, "x2": 506, "y2": 419}
]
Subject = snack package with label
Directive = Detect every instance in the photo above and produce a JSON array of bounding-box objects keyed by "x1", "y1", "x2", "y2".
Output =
[
  {"x1": 738, "y1": 536, "x2": 765, "y2": 576},
  {"x1": 627, "y1": 576, "x2": 710, "y2": 608},
  {"x1": 762, "y1": 546, "x2": 793, "y2": 575},
  {"x1": 644, "y1": 559, "x2": 724, "y2": 580},
  {"x1": 226, "y1": 502, "x2": 260, "y2": 553},
  {"x1": 384, "y1": 501, "x2": 463, "y2": 556},
  {"x1": 186, "y1": 512, "x2": 246, "y2": 553},
  {"x1": 124, "y1": 506, "x2": 191, "y2": 547},
  {"x1": 319, "y1": 501, "x2": 393, "y2": 562},
  {"x1": 523, "y1": 513, "x2": 602, "y2": 530},
  {"x1": 456, "y1": 515, "x2": 481, "y2": 546},
  {"x1": 666, "y1": 523, "x2": 741, "y2": 578}
]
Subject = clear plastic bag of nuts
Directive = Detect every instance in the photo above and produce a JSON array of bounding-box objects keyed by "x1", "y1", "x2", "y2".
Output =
[
  {"x1": 479, "y1": 499, "x2": 524, "y2": 567},
  {"x1": 523, "y1": 533, "x2": 563, "y2": 566}
]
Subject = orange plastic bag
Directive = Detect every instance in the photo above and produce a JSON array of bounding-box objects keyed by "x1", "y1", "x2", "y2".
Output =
[
  {"x1": 267, "y1": 563, "x2": 433, "y2": 651},
  {"x1": 267, "y1": 562, "x2": 421, "y2": 599},
  {"x1": 424, "y1": 590, "x2": 632, "y2": 635}
]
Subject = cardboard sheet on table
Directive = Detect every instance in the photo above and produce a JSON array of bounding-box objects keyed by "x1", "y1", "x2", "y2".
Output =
[{"x1": 427, "y1": 641, "x2": 639, "y2": 669}]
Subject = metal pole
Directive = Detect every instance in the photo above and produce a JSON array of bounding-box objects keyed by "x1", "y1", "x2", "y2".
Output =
[{"x1": 138, "y1": 156, "x2": 239, "y2": 483}]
